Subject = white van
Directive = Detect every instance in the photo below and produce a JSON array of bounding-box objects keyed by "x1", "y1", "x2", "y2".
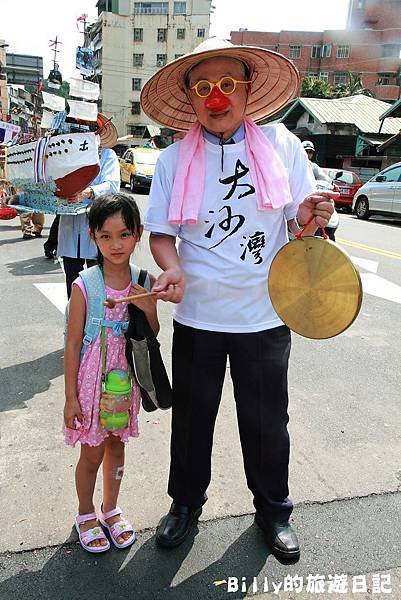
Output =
[{"x1": 352, "y1": 161, "x2": 401, "y2": 219}]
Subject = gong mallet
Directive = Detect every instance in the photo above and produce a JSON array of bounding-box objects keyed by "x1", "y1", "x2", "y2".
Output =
[{"x1": 104, "y1": 291, "x2": 157, "y2": 309}]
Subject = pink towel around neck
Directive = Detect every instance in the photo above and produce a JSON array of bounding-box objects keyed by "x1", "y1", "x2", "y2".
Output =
[{"x1": 168, "y1": 116, "x2": 293, "y2": 224}]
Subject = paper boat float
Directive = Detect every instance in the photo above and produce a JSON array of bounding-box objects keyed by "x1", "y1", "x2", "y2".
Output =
[{"x1": 7, "y1": 132, "x2": 100, "y2": 215}]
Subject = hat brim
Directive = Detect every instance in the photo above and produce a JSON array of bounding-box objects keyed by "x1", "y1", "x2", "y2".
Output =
[
  {"x1": 96, "y1": 114, "x2": 118, "y2": 148},
  {"x1": 140, "y1": 45, "x2": 300, "y2": 131}
]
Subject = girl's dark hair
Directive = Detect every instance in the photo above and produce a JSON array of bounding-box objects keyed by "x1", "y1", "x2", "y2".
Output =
[{"x1": 88, "y1": 192, "x2": 142, "y2": 263}]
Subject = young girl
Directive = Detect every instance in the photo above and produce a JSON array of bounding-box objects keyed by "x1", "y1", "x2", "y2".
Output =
[{"x1": 63, "y1": 192, "x2": 159, "y2": 553}]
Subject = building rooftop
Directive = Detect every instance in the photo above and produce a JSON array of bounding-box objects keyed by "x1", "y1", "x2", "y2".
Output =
[
  {"x1": 281, "y1": 95, "x2": 401, "y2": 135},
  {"x1": 379, "y1": 96, "x2": 401, "y2": 121}
]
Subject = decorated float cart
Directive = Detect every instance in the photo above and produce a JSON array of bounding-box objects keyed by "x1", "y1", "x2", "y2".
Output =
[{"x1": 2, "y1": 76, "x2": 108, "y2": 219}]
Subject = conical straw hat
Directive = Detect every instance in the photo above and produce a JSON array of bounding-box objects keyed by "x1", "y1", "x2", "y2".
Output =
[{"x1": 140, "y1": 37, "x2": 300, "y2": 131}]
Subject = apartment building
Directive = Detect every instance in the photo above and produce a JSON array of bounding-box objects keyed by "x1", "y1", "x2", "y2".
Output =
[
  {"x1": 5, "y1": 53, "x2": 43, "y2": 87},
  {"x1": 7, "y1": 84, "x2": 38, "y2": 138},
  {"x1": 0, "y1": 41, "x2": 8, "y2": 122},
  {"x1": 89, "y1": 0, "x2": 212, "y2": 138},
  {"x1": 231, "y1": 0, "x2": 401, "y2": 103}
]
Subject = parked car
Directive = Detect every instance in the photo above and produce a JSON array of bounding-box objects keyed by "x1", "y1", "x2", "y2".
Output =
[
  {"x1": 119, "y1": 147, "x2": 162, "y2": 192},
  {"x1": 352, "y1": 162, "x2": 401, "y2": 220},
  {"x1": 322, "y1": 168, "x2": 363, "y2": 210}
]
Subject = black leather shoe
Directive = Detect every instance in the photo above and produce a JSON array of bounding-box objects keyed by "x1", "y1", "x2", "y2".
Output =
[
  {"x1": 156, "y1": 503, "x2": 202, "y2": 548},
  {"x1": 255, "y1": 512, "x2": 300, "y2": 561}
]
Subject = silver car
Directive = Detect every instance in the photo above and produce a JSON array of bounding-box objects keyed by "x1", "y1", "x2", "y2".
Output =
[{"x1": 352, "y1": 162, "x2": 401, "y2": 219}]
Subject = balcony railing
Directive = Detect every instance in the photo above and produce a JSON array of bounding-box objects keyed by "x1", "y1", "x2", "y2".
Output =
[{"x1": 133, "y1": 4, "x2": 168, "y2": 14}]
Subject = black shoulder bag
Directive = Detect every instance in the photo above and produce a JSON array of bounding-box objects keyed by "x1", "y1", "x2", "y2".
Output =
[{"x1": 125, "y1": 269, "x2": 172, "y2": 412}]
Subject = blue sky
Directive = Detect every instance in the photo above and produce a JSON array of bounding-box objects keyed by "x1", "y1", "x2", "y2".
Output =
[{"x1": 1, "y1": 0, "x2": 350, "y2": 79}]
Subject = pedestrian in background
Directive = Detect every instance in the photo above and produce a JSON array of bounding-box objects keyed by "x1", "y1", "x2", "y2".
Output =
[
  {"x1": 302, "y1": 140, "x2": 339, "y2": 241},
  {"x1": 302, "y1": 140, "x2": 332, "y2": 183},
  {"x1": 19, "y1": 211, "x2": 44, "y2": 240},
  {"x1": 57, "y1": 116, "x2": 120, "y2": 297}
]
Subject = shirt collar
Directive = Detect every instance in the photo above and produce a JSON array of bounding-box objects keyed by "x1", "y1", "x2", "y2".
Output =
[{"x1": 202, "y1": 122, "x2": 245, "y2": 145}]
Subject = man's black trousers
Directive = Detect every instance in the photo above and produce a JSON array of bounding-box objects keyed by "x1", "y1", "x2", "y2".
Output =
[
  {"x1": 63, "y1": 257, "x2": 97, "y2": 298},
  {"x1": 168, "y1": 321, "x2": 293, "y2": 523}
]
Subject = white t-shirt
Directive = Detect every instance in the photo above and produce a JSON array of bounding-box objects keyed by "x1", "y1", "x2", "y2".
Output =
[{"x1": 145, "y1": 123, "x2": 315, "y2": 333}]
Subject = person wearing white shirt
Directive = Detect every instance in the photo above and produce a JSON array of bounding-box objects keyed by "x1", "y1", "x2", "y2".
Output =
[
  {"x1": 141, "y1": 38, "x2": 337, "y2": 559},
  {"x1": 57, "y1": 147, "x2": 120, "y2": 297}
]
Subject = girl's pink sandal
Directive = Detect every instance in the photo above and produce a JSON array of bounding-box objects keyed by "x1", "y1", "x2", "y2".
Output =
[
  {"x1": 75, "y1": 512, "x2": 110, "y2": 553},
  {"x1": 99, "y1": 505, "x2": 136, "y2": 549}
]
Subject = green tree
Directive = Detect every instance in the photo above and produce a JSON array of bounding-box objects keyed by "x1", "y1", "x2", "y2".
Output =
[
  {"x1": 333, "y1": 71, "x2": 373, "y2": 98},
  {"x1": 301, "y1": 77, "x2": 334, "y2": 98},
  {"x1": 25, "y1": 80, "x2": 70, "y2": 98},
  {"x1": 42, "y1": 79, "x2": 70, "y2": 98}
]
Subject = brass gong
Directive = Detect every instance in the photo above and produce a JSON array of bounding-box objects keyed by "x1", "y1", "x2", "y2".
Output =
[{"x1": 268, "y1": 236, "x2": 362, "y2": 339}]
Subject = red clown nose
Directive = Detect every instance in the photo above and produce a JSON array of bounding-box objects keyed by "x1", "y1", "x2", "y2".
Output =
[{"x1": 204, "y1": 86, "x2": 231, "y2": 112}]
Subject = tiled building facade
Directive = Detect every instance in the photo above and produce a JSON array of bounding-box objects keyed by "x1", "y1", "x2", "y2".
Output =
[
  {"x1": 89, "y1": 0, "x2": 212, "y2": 139},
  {"x1": 231, "y1": 0, "x2": 401, "y2": 102}
]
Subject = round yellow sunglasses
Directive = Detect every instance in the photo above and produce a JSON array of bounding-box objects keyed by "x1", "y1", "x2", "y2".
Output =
[{"x1": 190, "y1": 76, "x2": 252, "y2": 98}]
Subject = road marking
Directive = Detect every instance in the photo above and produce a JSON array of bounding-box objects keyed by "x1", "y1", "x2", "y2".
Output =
[
  {"x1": 350, "y1": 256, "x2": 378, "y2": 274},
  {"x1": 360, "y1": 273, "x2": 401, "y2": 305},
  {"x1": 337, "y1": 238, "x2": 401, "y2": 260},
  {"x1": 34, "y1": 282, "x2": 67, "y2": 314},
  {"x1": 33, "y1": 252, "x2": 401, "y2": 313}
]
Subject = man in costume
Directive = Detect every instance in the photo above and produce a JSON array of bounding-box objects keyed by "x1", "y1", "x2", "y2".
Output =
[{"x1": 141, "y1": 38, "x2": 337, "y2": 561}]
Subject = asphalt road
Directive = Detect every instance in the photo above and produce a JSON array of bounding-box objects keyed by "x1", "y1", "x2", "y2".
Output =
[{"x1": 0, "y1": 196, "x2": 401, "y2": 600}]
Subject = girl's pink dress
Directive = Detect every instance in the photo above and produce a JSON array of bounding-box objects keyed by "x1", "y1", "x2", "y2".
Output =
[{"x1": 63, "y1": 279, "x2": 140, "y2": 448}]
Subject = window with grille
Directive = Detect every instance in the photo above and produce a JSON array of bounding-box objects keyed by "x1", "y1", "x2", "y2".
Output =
[
  {"x1": 319, "y1": 71, "x2": 329, "y2": 83},
  {"x1": 337, "y1": 45, "x2": 350, "y2": 58},
  {"x1": 133, "y1": 28, "x2": 143, "y2": 42},
  {"x1": 311, "y1": 45, "x2": 321, "y2": 58},
  {"x1": 177, "y1": 28, "x2": 185, "y2": 40},
  {"x1": 133, "y1": 2, "x2": 168, "y2": 14},
  {"x1": 156, "y1": 54, "x2": 167, "y2": 67},
  {"x1": 131, "y1": 101, "x2": 141, "y2": 115},
  {"x1": 128, "y1": 125, "x2": 146, "y2": 137},
  {"x1": 322, "y1": 44, "x2": 331, "y2": 58},
  {"x1": 133, "y1": 53, "x2": 144, "y2": 66},
  {"x1": 197, "y1": 28, "x2": 205, "y2": 38},
  {"x1": 334, "y1": 72, "x2": 347, "y2": 85},
  {"x1": 311, "y1": 44, "x2": 331, "y2": 58},
  {"x1": 378, "y1": 73, "x2": 393, "y2": 85},
  {"x1": 382, "y1": 44, "x2": 401, "y2": 58},
  {"x1": 174, "y1": 2, "x2": 186, "y2": 15},
  {"x1": 157, "y1": 28, "x2": 167, "y2": 42},
  {"x1": 132, "y1": 78, "x2": 142, "y2": 91},
  {"x1": 289, "y1": 45, "x2": 301, "y2": 59},
  {"x1": 307, "y1": 72, "x2": 318, "y2": 80}
]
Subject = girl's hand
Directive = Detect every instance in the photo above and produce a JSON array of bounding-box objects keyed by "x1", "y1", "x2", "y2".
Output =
[
  {"x1": 128, "y1": 283, "x2": 157, "y2": 312},
  {"x1": 64, "y1": 398, "x2": 83, "y2": 429}
]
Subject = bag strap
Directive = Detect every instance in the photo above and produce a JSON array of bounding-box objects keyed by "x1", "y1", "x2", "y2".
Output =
[
  {"x1": 138, "y1": 268, "x2": 148, "y2": 288},
  {"x1": 81, "y1": 265, "x2": 106, "y2": 349},
  {"x1": 101, "y1": 325, "x2": 107, "y2": 388}
]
